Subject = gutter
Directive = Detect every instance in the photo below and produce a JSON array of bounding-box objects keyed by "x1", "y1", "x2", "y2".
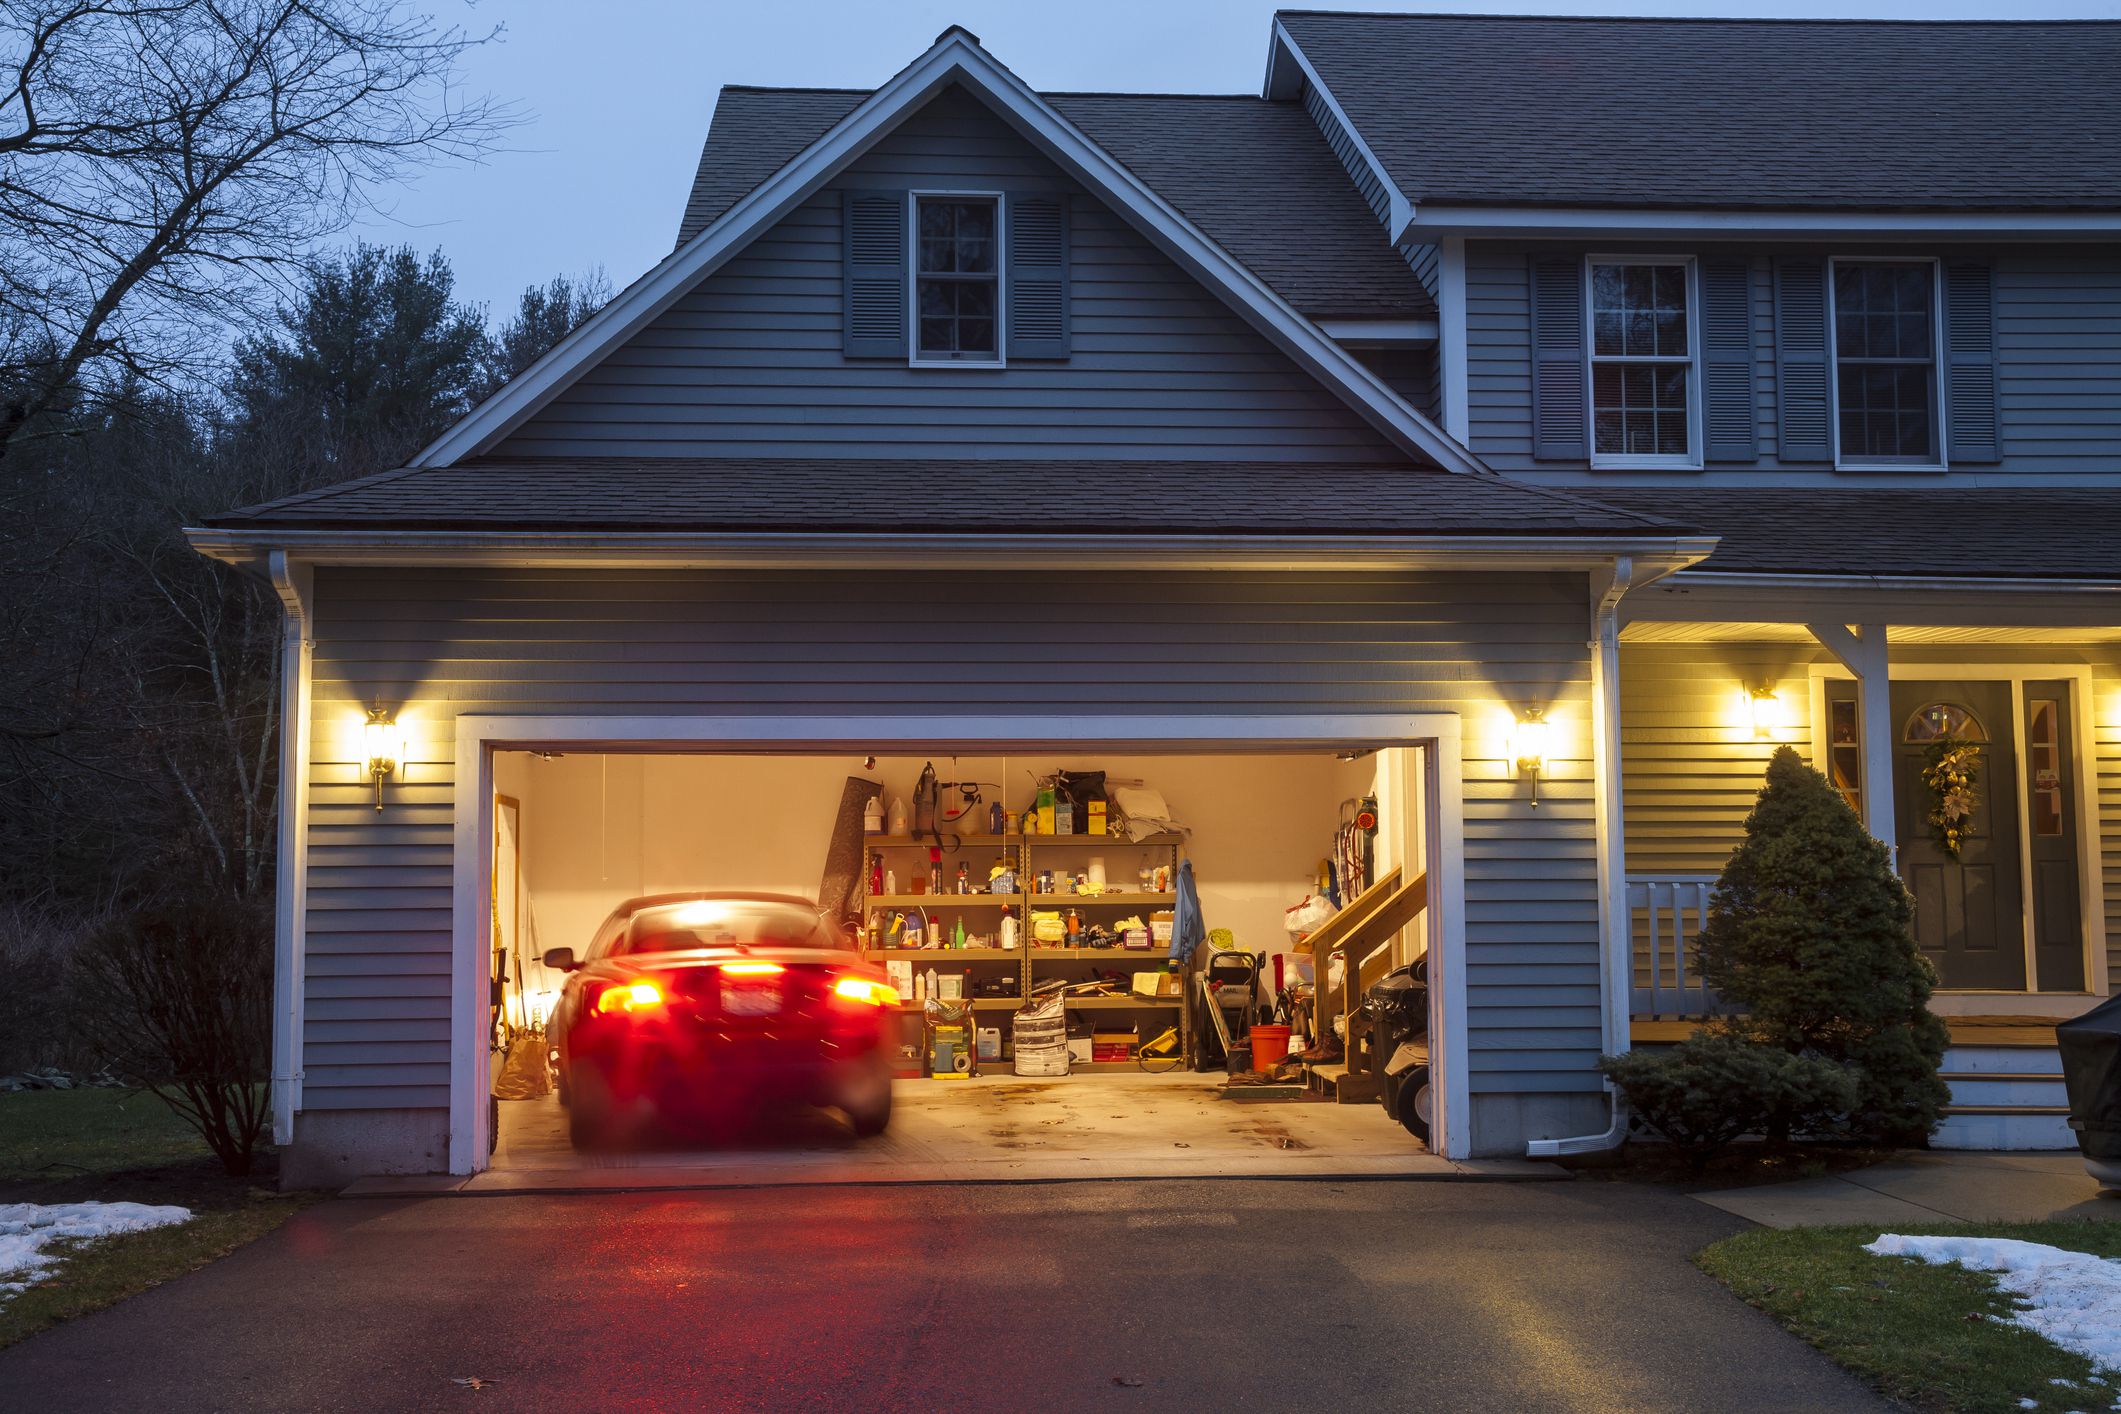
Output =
[
  {"x1": 1525, "y1": 555, "x2": 1636, "y2": 1160},
  {"x1": 267, "y1": 551, "x2": 313, "y2": 1146},
  {"x1": 1660, "y1": 570, "x2": 2121, "y2": 595},
  {"x1": 187, "y1": 528, "x2": 1719, "y2": 578}
]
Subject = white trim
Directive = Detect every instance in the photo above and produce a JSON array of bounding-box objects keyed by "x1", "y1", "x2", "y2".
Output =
[
  {"x1": 1591, "y1": 559, "x2": 1636, "y2": 1062},
  {"x1": 1661, "y1": 571, "x2": 2121, "y2": 597},
  {"x1": 1826, "y1": 256, "x2": 1948, "y2": 472},
  {"x1": 1583, "y1": 254, "x2": 1704, "y2": 472},
  {"x1": 1436, "y1": 237, "x2": 1469, "y2": 442},
  {"x1": 447, "y1": 712, "x2": 1471, "y2": 1172},
  {"x1": 1317, "y1": 318, "x2": 1439, "y2": 346},
  {"x1": 1405, "y1": 205, "x2": 2121, "y2": 240},
  {"x1": 267, "y1": 552, "x2": 313, "y2": 1146},
  {"x1": 409, "y1": 28, "x2": 1486, "y2": 476},
  {"x1": 1264, "y1": 20, "x2": 1414, "y2": 237},
  {"x1": 906, "y1": 189, "x2": 1006, "y2": 368},
  {"x1": 187, "y1": 527, "x2": 1717, "y2": 578},
  {"x1": 1804, "y1": 659, "x2": 2106, "y2": 999}
]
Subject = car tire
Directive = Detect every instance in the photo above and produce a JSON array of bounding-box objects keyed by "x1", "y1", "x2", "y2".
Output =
[
  {"x1": 567, "y1": 1062, "x2": 612, "y2": 1151},
  {"x1": 842, "y1": 1059, "x2": 893, "y2": 1138},
  {"x1": 1394, "y1": 1063, "x2": 1434, "y2": 1145}
]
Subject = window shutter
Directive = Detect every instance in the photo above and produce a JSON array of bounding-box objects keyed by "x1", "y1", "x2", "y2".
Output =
[
  {"x1": 1701, "y1": 260, "x2": 1757, "y2": 463},
  {"x1": 1944, "y1": 262, "x2": 2000, "y2": 463},
  {"x1": 1774, "y1": 258, "x2": 1832, "y2": 463},
  {"x1": 842, "y1": 190, "x2": 906, "y2": 358},
  {"x1": 1006, "y1": 193, "x2": 1070, "y2": 359},
  {"x1": 1528, "y1": 257, "x2": 1586, "y2": 461}
]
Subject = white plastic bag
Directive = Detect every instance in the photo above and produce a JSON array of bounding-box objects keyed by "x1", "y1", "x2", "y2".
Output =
[{"x1": 1285, "y1": 894, "x2": 1335, "y2": 940}]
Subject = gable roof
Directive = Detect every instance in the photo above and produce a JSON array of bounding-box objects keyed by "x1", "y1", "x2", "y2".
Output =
[
  {"x1": 1587, "y1": 488, "x2": 2121, "y2": 583},
  {"x1": 413, "y1": 27, "x2": 1471, "y2": 473},
  {"x1": 202, "y1": 455, "x2": 1687, "y2": 539},
  {"x1": 1274, "y1": 11, "x2": 2121, "y2": 214},
  {"x1": 680, "y1": 87, "x2": 1432, "y2": 320}
]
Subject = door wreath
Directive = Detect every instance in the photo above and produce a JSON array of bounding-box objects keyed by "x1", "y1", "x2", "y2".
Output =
[{"x1": 1920, "y1": 738, "x2": 1980, "y2": 859}]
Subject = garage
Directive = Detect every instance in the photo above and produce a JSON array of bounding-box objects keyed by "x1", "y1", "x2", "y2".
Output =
[{"x1": 478, "y1": 740, "x2": 1447, "y2": 1179}]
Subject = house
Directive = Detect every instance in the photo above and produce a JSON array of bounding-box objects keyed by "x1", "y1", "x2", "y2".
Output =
[{"x1": 185, "y1": 14, "x2": 2121, "y2": 1183}]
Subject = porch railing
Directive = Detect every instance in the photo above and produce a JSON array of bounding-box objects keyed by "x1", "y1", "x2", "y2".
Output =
[{"x1": 1627, "y1": 874, "x2": 1730, "y2": 1019}]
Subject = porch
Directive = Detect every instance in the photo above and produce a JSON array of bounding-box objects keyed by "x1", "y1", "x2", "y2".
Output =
[{"x1": 1608, "y1": 581, "x2": 2121, "y2": 1149}]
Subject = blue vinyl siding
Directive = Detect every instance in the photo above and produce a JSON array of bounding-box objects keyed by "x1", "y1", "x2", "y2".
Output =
[
  {"x1": 1301, "y1": 81, "x2": 1391, "y2": 227},
  {"x1": 1465, "y1": 241, "x2": 2121, "y2": 487},
  {"x1": 299, "y1": 567, "x2": 1604, "y2": 1148},
  {"x1": 495, "y1": 87, "x2": 1399, "y2": 462}
]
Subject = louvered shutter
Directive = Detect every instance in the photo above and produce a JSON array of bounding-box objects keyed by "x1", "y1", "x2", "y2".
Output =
[
  {"x1": 1006, "y1": 193, "x2": 1070, "y2": 359},
  {"x1": 1774, "y1": 258, "x2": 1832, "y2": 463},
  {"x1": 1701, "y1": 260, "x2": 1757, "y2": 463},
  {"x1": 1528, "y1": 257, "x2": 1586, "y2": 461},
  {"x1": 1943, "y1": 262, "x2": 2000, "y2": 463},
  {"x1": 842, "y1": 191, "x2": 906, "y2": 358}
]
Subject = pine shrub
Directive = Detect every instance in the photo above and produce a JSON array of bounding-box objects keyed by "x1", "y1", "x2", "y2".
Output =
[
  {"x1": 1697, "y1": 746, "x2": 1950, "y2": 1143},
  {"x1": 1600, "y1": 1036, "x2": 1858, "y2": 1169}
]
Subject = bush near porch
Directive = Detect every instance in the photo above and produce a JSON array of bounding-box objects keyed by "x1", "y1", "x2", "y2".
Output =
[{"x1": 1603, "y1": 747, "x2": 1950, "y2": 1164}]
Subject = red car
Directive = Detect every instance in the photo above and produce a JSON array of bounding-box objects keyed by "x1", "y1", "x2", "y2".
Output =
[{"x1": 543, "y1": 892, "x2": 897, "y2": 1148}]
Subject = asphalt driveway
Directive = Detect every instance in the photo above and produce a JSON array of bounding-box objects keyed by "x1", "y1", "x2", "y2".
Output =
[{"x1": 0, "y1": 1179, "x2": 1884, "y2": 1413}]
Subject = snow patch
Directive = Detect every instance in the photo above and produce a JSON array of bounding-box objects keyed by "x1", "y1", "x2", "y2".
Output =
[
  {"x1": 0, "y1": 1202, "x2": 192, "y2": 1299},
  {"x1": 1867, "y1": 1234, "x2": 2121, "y2": 1375}
]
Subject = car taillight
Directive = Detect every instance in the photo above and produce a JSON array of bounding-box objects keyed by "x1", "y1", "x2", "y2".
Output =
[
  {"x1": 594, "y1": 979, "x2": 665, "y2": 1015},
  {"x1": 718, "y1": 961, "x2": 785, "y2": 976},
  {"x1": 832, "y1": 976, "x2": 899, "y2": 1007}
]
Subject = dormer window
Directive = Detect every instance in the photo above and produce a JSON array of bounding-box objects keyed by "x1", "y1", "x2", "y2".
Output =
[
  {"x1": 914, "y1": 196, "x2": 999, "y2": 362},
  {"x1": 1586, "y1": 258, "x2": 1700, "y2": 469}
]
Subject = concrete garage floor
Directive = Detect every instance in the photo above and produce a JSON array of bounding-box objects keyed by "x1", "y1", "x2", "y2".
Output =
[{"x1": 350, "y1": 1073, "x2": 1552, "y2": 1195}]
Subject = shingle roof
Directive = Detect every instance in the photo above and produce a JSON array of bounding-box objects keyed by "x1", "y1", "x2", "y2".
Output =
[
  {"x1": 1278, "y1": 11, "x2": 2121, "y2": 213},
  {"x1": 205, "y1": 457, "x2": 1683, "y2": 537},
  {"x1": 677, "y1": 87, "x2": 1432, "y2": 319},
  {"x1": 1587, "y1": 489, "x2": 2121, "y2": 581}
]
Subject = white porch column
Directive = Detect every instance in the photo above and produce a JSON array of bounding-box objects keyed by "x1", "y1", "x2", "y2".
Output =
[{"x1": 1807, "y1": 621, "x2": 1896, "y2": 856}]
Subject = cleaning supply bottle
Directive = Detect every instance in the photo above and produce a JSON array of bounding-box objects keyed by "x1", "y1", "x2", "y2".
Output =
[
  {"x1": 869, "y1": 853, "x2": 884, "y2": 896},
  {"x1": 864, "y1": 795, "x2": 883, "y2": 835},
  {"x1": 952, "y1": 917, "x2": 966, "y2": 949},
  {"x1": 999, "y1": 909, "x2": 1019, "y2": 950},
  {"x1": 888, "y1": 796, "x2": 908, "y2": 835}
]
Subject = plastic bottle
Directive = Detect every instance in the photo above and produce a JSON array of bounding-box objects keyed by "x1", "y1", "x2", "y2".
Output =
[
  {"x1": 884, "y1": 868, "x2": 896, "y2": 895},
  {"x1": 864, "y1": 796, "x2": 883, "y2": 835},
  {"x1": 888, "y1": 796, "x2": 909, "y2": 835},
  {"x1": 952, "y1": 917, "x2": 966, "y2": 949},
  {"x1": 1000, "y1": 910, "x2": 1019, "y2": 950}
]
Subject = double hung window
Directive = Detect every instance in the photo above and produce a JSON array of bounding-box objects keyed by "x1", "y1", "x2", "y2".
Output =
[
  {"x1": 915, "y1": 197, "x2": 999, "y2": 362},
  {"x1": 1587, "y1": 259, "x2": 1699, "y2": 467},
  {"x1": 1829, "y1": 260, "x2": 1942, "y2": 467}
]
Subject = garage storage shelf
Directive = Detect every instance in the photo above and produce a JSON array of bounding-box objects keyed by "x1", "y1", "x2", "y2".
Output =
[{"x1": 861, "y1": 825, "x2": 1194, "y2": 1068}]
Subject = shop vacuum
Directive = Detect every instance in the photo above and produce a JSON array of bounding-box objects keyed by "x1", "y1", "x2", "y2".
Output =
[{"x1": 2057, "y1": 994, "x2": 2121, "y2": 1190}]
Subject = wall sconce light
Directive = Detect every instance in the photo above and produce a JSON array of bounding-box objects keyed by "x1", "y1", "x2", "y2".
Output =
[
  {"x1": 1509, "y1": 709, "x2": 1553, "y2": 806},
  {"x1": 1746, "y1": 685, "x2": 1783, "y2": 739},
  {"x1": 362, "y1": 707, "x2": 406, "y2": 812}
]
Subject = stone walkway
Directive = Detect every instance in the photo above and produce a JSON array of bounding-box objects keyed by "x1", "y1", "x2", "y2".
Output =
[{"x1": 1695, "y1": 1150, "x2": 2119, "y2": 1228}]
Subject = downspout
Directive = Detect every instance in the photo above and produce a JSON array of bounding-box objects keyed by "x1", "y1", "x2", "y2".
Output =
[
  {"x1": 1526, "y1": 555, "x2": 1635, "y2": 1158},
  {"x1": 268, "y1": 551, "x2": 314, "y2": 1147}
]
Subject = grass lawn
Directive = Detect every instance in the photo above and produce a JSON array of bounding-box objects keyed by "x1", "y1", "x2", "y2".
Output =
[
  {"x1": 1699, "y1": 1220, "x2": 2121, "y2": 1414},
  {"x1": 0, "y1": 1087, "x2": 315, "y2": 1351}
]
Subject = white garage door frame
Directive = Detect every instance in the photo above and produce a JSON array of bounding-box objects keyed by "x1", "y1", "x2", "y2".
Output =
[{"x1": 448, "y1": 713, "x2": 1470, "y2": 1172}]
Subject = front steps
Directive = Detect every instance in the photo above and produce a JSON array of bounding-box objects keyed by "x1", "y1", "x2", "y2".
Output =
[{"x1": 1934, "y1": 1043, "x2": 2074, "y2": 1150}]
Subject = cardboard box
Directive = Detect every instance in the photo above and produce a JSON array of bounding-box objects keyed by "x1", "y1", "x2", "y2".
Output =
[{"x1": 1087, "y1": 800, "x2": 1107, "y2": 835}]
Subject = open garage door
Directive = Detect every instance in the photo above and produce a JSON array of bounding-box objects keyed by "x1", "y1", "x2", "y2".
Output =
[{"x1": 457, "y1": 721, "x2": 1464, "y2": 1180}]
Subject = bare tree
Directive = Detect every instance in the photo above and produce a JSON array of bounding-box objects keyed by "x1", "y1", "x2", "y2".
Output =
[{"x1": 0, "y1": 0, "x2": 509, "y2": 456}]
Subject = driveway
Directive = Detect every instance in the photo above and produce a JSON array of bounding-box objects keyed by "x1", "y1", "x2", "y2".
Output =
[{"x1": 0, "y1": 1179, "x2": 1882, "y2": 1412}]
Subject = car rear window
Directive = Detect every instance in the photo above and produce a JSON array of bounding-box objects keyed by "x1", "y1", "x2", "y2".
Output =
[{"x1": 621, "y1": 900, "x2": 842, "y2": 954}]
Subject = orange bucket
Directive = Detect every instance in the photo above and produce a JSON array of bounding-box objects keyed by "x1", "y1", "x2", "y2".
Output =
[{"x1": 1248, "y1": 1024, "x2": 1292, "y2": 1070}]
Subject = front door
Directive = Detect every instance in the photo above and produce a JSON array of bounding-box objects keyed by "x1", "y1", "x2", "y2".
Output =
[
  {"x1": 2024, "y1": 681, "x2": 2086, "y2": 991},
  {"x1": 1893, "y1": 681, "x2": 2024, "y2": 990}
]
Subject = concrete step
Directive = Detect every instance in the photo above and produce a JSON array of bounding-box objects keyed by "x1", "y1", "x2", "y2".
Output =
[
  {"x1": 1943, "y1": 1073, "x2": 2071, "y2": 1108},
  {"x1": 1941, "y1": 1044, "x2": 2063, "y2": 1076},
  {"x1": 1933, "y1": 1105, "x2": 2076, "y2": 1152}
]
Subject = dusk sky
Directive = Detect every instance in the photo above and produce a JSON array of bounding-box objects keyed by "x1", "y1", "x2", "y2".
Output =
[{"x1": 353, "y1": 0, "x2": 2121, "y2": 317}]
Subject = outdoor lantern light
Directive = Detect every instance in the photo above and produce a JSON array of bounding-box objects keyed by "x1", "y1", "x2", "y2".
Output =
[
  {"x1": 362, "y1": 708, "x2": 405, "y2": 812},
  {"x1": 1746, "y1": 685, "x2": 1783, "y2": 739},
  {"x1": 1509, "y1": 709, "x2": 1553, "y2": 806}
]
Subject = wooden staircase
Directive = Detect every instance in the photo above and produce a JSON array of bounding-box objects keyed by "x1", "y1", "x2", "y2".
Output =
[{"x1": 1295, "y1": 869, "x2": 1428, "y2": 1104}]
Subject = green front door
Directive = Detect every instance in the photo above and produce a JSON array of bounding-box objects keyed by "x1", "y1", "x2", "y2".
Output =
[{"x1": 1893, "y1": 681, "x2": 2025, "y2": 991}]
